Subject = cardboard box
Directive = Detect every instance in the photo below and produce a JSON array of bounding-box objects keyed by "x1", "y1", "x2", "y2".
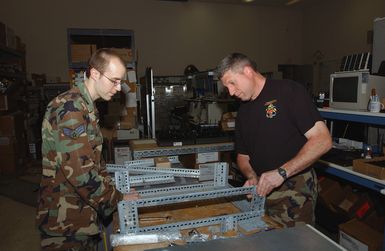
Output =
[
  {"x1": 6, "y1": 26, "x2": 16, "y2": 49},
  {"x1": 116, "y1": 128, "x2": 139, "y2": 140},
  {"x1": 221, "y1": 112, "x2": 237, "y2": 131},
  {"x1": 0, "y1": 135, "x2": 27, "y2": 156},
  {"x1": 120, "y1": 107, "x2": 138, "y2": 129},
  {"x1": 179, "y1": 152, "x2": 220, "y2": 169},
  {"x1": 103, "y1": 114, "x2": 120, "y2": 128},
  {"x1": 154, "y1": 157, "x2": 171, "y2": 168},
  {"x1": 361, "y1": 211, "x2": 385, "y2": 233},
  {"x1": 0, "y1": 136, "x2": 26, "y2": 174},
  {"x1": 353, "y1": 157, "x2": 385, "y2": 180},
  {"x1": 339, "y1": 219, "x2": 383, "y2": 251},
  {"x1": 0, "y1": 153, "x2": 21, "y2": 175},
  {"x1": 108, "y1": 101, "x2": 122, "y2": 115},
  {"x1": 113, "y1": 48, "x2": 133, "y2": 63},
  {"x1": 335, "y1": 191, "x2": 372, "y2": 219},
  {"x1": 0, "y1": 22, "x2": 6, "y2": 46},
  {"x1": 318, "y1": 177, "x2": 345, "y2": 211},
  {"x1": 0, "y1": 112, "x2": 24, "y2": 136},
  {"x1": 114, "y1": 146, "x2": 131, "y2": 164},
  {"x1": 0, "y1": 94, "x2": 17, "y2": 112},
  {"x1": 71, "y1": 44, "x2": 96, "y2": 63},
  {"x1": 129, "y1": 139, "x2": 158, "y2": 151}
]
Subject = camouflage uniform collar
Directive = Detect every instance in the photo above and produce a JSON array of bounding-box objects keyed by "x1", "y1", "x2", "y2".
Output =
[{"x1": 75, "y1": 80, "x2": 95, "y2": 113}]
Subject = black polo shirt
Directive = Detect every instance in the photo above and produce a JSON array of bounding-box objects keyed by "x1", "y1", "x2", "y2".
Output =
[{"x1": 235, "y1": 79, "x2": 323, "y2": 175}]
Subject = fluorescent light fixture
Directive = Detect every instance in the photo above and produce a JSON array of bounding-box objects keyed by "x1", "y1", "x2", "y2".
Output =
[
  {"x1": 286, "y1": 0, "x2": 301, "y2": 5},
  {"x1": 243, "y1": 0, "x2": 255, "y2": 3}
]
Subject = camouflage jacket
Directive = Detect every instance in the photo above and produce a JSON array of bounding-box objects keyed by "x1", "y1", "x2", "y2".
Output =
[{"x1": 36, "y1": 81, "x2": 122, "y2": 237}]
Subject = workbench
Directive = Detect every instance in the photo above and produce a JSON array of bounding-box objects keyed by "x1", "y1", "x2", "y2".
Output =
[{"x1": 149, "y1": 224, "x2": 345, "y2": 251}]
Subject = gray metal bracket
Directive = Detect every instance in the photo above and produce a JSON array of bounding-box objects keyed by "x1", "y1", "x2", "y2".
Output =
[
  {"x1": 132, "y1": 142, "x2": 234, "y2": 159},
  {"x1": 118, "y1": 186, "x2": 266, "y2": 234},
  {"x1": 111, "y1": 162, "x2": 229, "y2": 194}
]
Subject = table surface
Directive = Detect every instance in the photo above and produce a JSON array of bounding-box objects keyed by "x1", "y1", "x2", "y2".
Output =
[{"x1": 149, "y1": 225, "x2": 345, "y2": 251}]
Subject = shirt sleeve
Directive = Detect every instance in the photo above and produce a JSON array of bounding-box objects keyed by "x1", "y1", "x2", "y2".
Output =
[
  {"x1": 235, "y1": 108, "x2": 249, "y2": 155},
  {"x1": 288, "y1": 82, "x2": 323, "y2": 135},
  {"x1": 55, "y1": 101, "x2": 122, "y2": 216}
]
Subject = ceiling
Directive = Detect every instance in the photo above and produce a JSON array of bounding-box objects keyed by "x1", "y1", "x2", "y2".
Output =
[{"x1": 162, "y1": 0, "x2": 320, "y2": 7}]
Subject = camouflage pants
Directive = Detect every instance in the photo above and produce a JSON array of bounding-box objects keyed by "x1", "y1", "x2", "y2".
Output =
[
  {"x1": 266, "y1": 168, "x2": 318, "y2": 228},
  {"x1": 40, "y1": 233, "x2": 100, "y2": 251}
]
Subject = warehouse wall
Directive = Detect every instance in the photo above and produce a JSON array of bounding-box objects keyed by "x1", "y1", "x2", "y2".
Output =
[
  {"x1": 302, "y1": 0, "x2": 385, "y2": 63},
  {"x1": 0, "y1": 0, "x2": 302, "y2": 81},
  {"x1": 302, "y1": 0, "x2": 385, "y2": 93}
]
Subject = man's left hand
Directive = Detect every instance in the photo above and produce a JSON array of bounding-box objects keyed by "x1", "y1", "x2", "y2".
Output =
[{"x1": 256, "y1": 170, "x2": 285, "y2": 196}]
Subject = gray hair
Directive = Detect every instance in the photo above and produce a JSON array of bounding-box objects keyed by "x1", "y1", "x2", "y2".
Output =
[{"x1": 216, "y1": 53, "x2": 258, "y2": 79}]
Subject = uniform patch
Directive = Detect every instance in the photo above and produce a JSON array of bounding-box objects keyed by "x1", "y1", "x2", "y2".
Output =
[
  {"x1": 63, "y1": 125, "x2": 86, "y2": 139},
  {"x1": 265, "y1": 100, "x2": 277, "y2": 119}
]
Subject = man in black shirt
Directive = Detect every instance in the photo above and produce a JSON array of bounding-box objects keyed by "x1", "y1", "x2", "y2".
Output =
[{"x1": 217, "y1": 53, "x2": 332, "y2": 227}]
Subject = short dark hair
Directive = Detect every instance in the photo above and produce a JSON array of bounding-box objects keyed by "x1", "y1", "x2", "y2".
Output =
[
  {"x1": 86, "y1": 48, "x2": 126, "y2": 78},
  {"x1": 216, "y1": 53, "x2": 258, "y2": 79}
]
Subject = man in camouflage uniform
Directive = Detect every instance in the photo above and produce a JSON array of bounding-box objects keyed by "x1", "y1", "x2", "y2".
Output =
[
  {"x1": 217, "y1": 53, "x2": 332, "y2": 227},
  {"x1": 37, "y1": 48, "x2": 136, "y2": 250}
]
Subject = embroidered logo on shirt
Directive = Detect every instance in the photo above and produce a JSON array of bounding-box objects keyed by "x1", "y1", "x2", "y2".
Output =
[
  {"x1": 63, "y1": 125, "x2": 86, "y2": 139},
  {"x1": 265, "y1": 99, "x2": 277, "y2": 119}
]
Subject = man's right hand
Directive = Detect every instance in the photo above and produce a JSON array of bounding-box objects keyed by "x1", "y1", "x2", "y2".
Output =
[
  {"x1": 243, "y1": 177, "x2": 258, "y2": 199},
  {"x1": 123, "y1": 189, "x2": 140, "y2": 201},
  {"x1": 243, "y1": 177, "x2": 258, "y2": 187}
]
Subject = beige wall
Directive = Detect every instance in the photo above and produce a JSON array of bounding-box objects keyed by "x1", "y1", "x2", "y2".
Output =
[
  {"x1": 303, "y1": 0, "x2": 385, "y2": 63},
  {"x1": 302, "y1": 0, "x2": 385, "y2": 93},
  {"x1": 1, "y1": 0, "x2": 384, "y2": 84},
  {"x1": 0, "y1": 0, "x2": 302, "y2": 81}
]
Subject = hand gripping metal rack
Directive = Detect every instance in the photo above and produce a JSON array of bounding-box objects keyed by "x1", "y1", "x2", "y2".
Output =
[{"x1": 106, "y1": 159, "x2": 267, "y2": 240}]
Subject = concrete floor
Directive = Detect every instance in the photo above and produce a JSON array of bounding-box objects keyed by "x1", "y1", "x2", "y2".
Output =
[{"x1": 0, "y1": 195, "x2": 41, "y2": 251}]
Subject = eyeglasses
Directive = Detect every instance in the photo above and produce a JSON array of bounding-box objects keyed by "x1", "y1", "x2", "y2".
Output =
[{"x1": 100, "y1": 72, "x2": 122, "y2": 87}]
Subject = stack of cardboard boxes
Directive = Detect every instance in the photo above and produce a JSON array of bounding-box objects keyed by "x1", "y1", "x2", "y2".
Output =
[
  {"x1": 317, "y1": 176, "x2": 384, "y2": 251},
  {"x1": 0, "y1": 111, "x2": 26, "y2": 174}
]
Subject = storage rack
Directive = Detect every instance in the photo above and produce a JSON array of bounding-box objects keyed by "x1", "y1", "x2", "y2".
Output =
[{"x1": 318, "y1": 108, "x2": 385, "y2": 251}]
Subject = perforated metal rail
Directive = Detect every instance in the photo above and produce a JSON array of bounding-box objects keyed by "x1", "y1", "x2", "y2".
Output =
[
  {"x1": 110, "y1": 162, "x2": 229, "y2": 193},
  {"x1": 110, "y1": 159, "x2": 267, "y2": 240},
  {"x1": 118, "y1": 186, "x2": 266, "y2": 234},
  {"x1": 132, "y1": 142, "x2": 234, "y2": 159}
]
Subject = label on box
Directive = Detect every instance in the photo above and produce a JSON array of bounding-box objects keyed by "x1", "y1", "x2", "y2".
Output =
[
  {"x1": 0, "y1": 136, "x2": 10, "y2": 145},
  {"x1": 168, "y1": 156, "x2": 180, "y2": 163},
  {"x1": 127, "y1": 71, "x2": 137, "y2": 83},
  {"x1": 196, "y1": 152, "x2": 219, "y2": 164},
  {"x1": 227, "y1": 121, "x2": 235, "y2": 128},
  {"x1": 114, "y1": 147, "x2": 131, "y2": 165},
  {"x1": 173, "y1": 142, "x2": 182, "y2": 146},
  {"x1": 339, "y1": 231, "x2": 368, "y2": 251}
]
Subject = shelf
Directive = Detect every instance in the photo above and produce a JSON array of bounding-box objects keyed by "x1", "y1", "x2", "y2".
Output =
[
  {"x1": 319, "y1": 107, "x2": 385, "y2": 251},
  {"x1": 319, "y1": 160, "x2": 385, "y2": 194},
  {"x1": 132, "y1": 142, "x2": 234, "y2": 159},
  {"x1": 67, "y1": 28, "x2": 135, "y2": 69},
  {"x1": 0, "y1": 44, "x2": 25, "y2": 58},
  {"x1": 319, "y1": 108, "x2": 385, "y2": 125},
  {"x1": 0, "y1": 71, "x2": 26, "y2": 79}
]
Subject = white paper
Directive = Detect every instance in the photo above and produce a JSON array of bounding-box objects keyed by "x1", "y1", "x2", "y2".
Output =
[
  {"x1": 126, "y1": 92, "x2": 137, "y2": 107},
  {"x1": 127, "y1": 71, "x2": 137, "y2": 83}
]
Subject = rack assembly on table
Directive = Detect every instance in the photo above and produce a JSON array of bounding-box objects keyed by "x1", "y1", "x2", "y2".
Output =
[{"x1": 107, "y1": 159, "x2": 267, "y2": 245}]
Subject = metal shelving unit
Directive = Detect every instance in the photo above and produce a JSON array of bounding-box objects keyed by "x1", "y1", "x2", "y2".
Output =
[
  {"x1": 319, "y1": 108, "x2": 385, "y2": 251},
  {"x1": 132, "y1": 142, "x2": 234, "y2": 159},
  {"x1": 67, "y1": 28, "x2": 135, "y2": 69}
]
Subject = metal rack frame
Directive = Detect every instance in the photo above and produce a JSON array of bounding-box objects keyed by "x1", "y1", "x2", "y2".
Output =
[
  {"x1": 108, "y1": 160, "x2": 266, "y2": 237},
  {"x1": 131, "y1": 142, "x2": 234, "y2": 159}
]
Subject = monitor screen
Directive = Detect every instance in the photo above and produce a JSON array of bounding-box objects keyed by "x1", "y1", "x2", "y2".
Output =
[{"x1": 332, "y1": 76, "x2": 359, "y2": 102}]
